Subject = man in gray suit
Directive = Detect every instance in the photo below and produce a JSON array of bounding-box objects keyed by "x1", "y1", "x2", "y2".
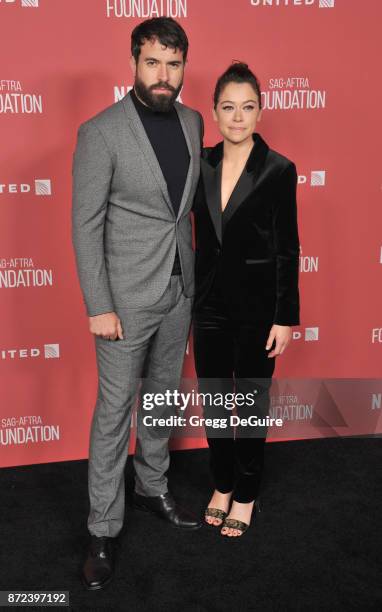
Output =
[{"x1": 72, "y1": 17, "x2": 203, "y2": 590}]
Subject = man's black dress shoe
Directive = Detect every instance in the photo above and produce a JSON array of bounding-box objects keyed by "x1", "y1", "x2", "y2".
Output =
[
  {"x1": 133, "y1": 492, "x2": 202, "y2": 530},
  {"x1": 81, "y1": 535, "x2": 115, "y2": 590}
]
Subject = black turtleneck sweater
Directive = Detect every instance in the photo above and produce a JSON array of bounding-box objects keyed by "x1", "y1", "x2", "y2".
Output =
[{"x1": 131, "y1": 88, "x2": 190, "y2": 275}]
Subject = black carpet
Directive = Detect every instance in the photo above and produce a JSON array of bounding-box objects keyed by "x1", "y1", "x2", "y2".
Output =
[{"x1": 1, "y1": 438, "x2": 381, "y2": 611}]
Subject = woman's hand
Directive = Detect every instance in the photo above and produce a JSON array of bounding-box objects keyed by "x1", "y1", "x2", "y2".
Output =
[{"x1": 265, "y1": 325, "x2": 292, "y2": 358}]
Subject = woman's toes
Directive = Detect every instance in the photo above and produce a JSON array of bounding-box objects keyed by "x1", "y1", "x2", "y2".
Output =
[{"x1": 213, "y1": 518, "x2": 221, "y2": 526}]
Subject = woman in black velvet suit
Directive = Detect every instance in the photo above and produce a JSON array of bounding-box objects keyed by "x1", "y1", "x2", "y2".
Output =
[{"x1": 193, "y1": 63, "x2": 300, "y2": 537}]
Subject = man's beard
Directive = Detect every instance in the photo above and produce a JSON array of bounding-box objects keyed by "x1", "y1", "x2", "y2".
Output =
[{"x1": 134, "y1": 75, "x2": 182, "y2": 112}]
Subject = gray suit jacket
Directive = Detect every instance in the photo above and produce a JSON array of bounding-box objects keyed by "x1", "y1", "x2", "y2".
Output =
[{"x1": 72, "y1": 91, "x2": 203, "y2": 316}]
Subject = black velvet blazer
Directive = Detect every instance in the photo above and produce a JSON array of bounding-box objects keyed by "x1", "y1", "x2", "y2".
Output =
[{"x1": 193, "y1": 132, "x2": 300, "y2": 326}]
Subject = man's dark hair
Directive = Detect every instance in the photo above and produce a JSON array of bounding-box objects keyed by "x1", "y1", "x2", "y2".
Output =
[
  {"x1": 213, "y1": 62, "x2": 262, "y2": 109},
  {"x1": 131, "y1": 17, "x2": 189, "y2": 62}
]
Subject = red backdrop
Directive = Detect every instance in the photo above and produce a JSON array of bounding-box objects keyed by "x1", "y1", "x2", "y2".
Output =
[{"x1": 1, "y1": 0, "x2": 381, "y2": 467}]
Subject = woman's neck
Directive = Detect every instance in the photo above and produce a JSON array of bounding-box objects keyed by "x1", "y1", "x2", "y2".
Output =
[{"x1": 223, "y1": 135, "x2": 254, "y2": 164}]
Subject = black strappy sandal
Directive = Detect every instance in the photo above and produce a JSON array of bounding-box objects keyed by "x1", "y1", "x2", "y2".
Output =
[{"x1": 220, "y1": 499, "x2": 261, "y2": 539}]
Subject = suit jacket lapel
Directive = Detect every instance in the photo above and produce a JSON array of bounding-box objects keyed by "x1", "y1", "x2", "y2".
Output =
[
  {"x1": 222, "y1": 165, "x2": 255, "y2": 230},
  {"x1": 174, "y1": 102, "x2": 196, "y2": 220},
  {"x1": 223, "y1": 134, "x2": 269, "y2": 228},
  {"x1": 201, "y1": 133, "x2": 270, "y2": 242},
  {"x1": 201, "y1": 157, "x2": 222, "y2": 244},
  {"x1": 121, "y1": 92, "x2": 174, "y2": 216}
]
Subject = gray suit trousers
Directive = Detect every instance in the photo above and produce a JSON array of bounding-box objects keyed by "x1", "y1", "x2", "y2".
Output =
[{"x1": 87, "y1": 276, "x2": 191, "y2": 537}]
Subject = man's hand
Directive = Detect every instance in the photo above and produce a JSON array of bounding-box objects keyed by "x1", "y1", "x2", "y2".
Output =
[
  {"x1": 89, "y1": 312, "x2": 124, "y2": 340},
  {"x1": 266, "y1": 324, "x2": 292, "y2": 358}
]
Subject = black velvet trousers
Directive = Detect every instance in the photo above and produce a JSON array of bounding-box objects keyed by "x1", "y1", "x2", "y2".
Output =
[{"x1": 193, "y1": 279, "x2": 276, "y2": 503}]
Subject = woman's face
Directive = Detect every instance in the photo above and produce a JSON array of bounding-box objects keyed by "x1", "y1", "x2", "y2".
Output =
[{"x1": 213, "y1": 81, "x2": 262, "y2": 145}]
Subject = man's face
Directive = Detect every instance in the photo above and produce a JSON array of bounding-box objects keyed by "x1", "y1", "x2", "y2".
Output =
[{"x1": 130, "y1": 37, "x2": 185, "y2": 112}]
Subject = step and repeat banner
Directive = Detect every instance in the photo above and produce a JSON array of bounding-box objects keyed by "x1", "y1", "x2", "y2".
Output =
[{"x1": 1, "y1": 0, "x2": 381, "y2": 467}]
